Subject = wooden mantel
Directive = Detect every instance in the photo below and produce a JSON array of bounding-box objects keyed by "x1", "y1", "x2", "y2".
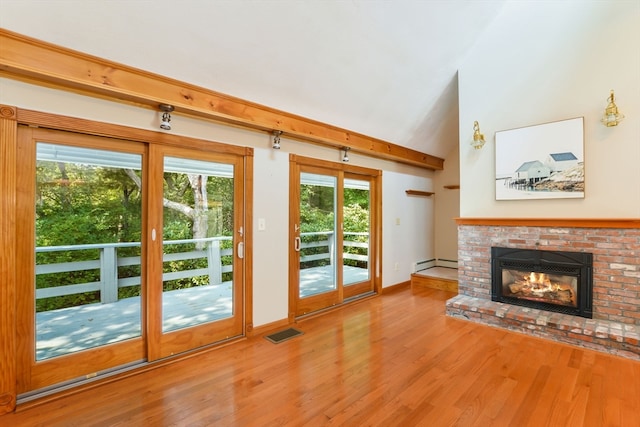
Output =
[
  {"x1": 0, "y1": 28, "x2": 444, "y2": 171},
  {"x1": 455, "y1": 218, "x2": 640, "y2": 229}
]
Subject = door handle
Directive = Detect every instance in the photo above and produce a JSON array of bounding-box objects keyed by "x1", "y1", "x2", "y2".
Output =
[
  {"x1": 237, "y1": 241, "x2": 244, "y2": 259},
  {"x1": 294, "y1": 237, "x2": 301, "y2": 252}
]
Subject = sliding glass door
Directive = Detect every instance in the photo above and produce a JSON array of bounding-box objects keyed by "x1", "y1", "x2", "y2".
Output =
[
  {"x1": 290, "y1": 156, "x2": 379, "y2": 318},
  {"x1": 342, "y1": 175, "x2": 374, "y2": 299},
  {"x1": 16, "y1": 126, "x2": 247, "y2": 394},
  {"x1": 148, "y1": 145, "x2": 245, "y2": 360},
  {"x1": 17, "y1": 128, "x2": 147, "y2": 393},
  {"x1": 293, "y1": 169, "x2": 341, "y2": 315}
]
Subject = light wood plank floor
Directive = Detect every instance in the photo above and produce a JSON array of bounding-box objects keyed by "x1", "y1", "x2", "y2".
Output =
[{"x1": 6, "y1": 287, "x2": 640, "y2": 426}]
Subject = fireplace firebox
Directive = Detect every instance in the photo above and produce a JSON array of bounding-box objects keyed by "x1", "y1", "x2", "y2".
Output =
[{"x1": 491, "y1": 247, "x2": 593, "y2": 318}]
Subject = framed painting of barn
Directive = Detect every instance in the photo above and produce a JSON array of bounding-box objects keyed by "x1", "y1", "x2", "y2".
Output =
[{"x1": 495, "y1": 117, "x2": 584, "y2": 201}]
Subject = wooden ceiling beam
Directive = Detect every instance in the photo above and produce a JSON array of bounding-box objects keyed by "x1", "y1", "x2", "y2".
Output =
[{"x1": 0, "y1": 29, "x2": 443, "y2": 170}]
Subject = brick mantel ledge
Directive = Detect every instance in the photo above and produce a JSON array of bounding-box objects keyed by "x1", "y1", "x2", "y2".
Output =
[{"x1": 455, "y1": 218, "x2": 640, "y2": 229}]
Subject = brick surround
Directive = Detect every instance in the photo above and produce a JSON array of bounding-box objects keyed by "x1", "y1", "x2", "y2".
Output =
[{"x1": 446, "y1": 220, "x2": 640, "y2": 360}]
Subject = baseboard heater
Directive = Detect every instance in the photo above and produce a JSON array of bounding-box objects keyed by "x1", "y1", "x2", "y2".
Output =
[{"x1": 413, "y1": 258, "x2": 458, "y2": 273}]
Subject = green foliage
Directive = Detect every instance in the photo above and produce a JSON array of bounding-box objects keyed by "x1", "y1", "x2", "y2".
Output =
[
  {"x1": 36, "y1": 157, "x2": 238, "y2": 312},
  {"x1": 342, "y1": 202, "x2": 370, "y2": 268},
  {"x1": 344, "y1": 204, "x2": 369, "y2": 232},
  {"x1": 299, "y1": 184, "x2": 335, "y2": 233},
  {"x1": 298, "y1": 185, "x2": 370, "y2": 269},
  {"x1": 35, "y1": 154, "x2": 370, "y2": 312},
  {"x1": 35, "y1": 160, "x2": 143, "y2": 311}
]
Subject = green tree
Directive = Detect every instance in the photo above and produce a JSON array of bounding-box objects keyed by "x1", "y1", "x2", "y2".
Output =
[{"x1": 36, "y1": 161, "x2": 143, "y2": 311}]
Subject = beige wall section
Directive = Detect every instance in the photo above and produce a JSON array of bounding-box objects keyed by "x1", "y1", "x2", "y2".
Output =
[
  {"x1": 458, "y1": 1, "x2": 640, "y2": 218},
  {"x1": 433, "y1": 144, "x2": 460, "y2": 261},
  {"x1": 382, "y1": 171, "x2": 435, "y2": 284},
  {"x1": 0, "y1": 77, "x2": 435, "y2": 327},
  {"x1": 250, "y1": 149, "x2": 290, "y2": 326}
]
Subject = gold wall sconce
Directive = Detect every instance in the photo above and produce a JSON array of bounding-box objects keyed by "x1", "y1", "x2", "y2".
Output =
[
  {"x1": 601, "y1": 90, "x2": 624, "y2": 127},
  {"x1": 471, "y1": 121, "x2": 485, "y2": 149}
]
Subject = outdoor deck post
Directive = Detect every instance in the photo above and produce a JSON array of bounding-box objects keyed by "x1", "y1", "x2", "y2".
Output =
[
  {"x1": 207, "y1": 240, "x2": 222, "y2": 285},
  {"x1": 100, "y1": 246, "x2": 118, "y2": 303},
  {"x1": 328, "y1": 232, "x2": 335, "y2": 267}
]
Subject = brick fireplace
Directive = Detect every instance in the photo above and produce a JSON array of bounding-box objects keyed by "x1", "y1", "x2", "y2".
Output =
[
  {"x1": 491, "y1": 246, "x2": 593, "y2": 318},
  {"x1": 445, "y1": 219, "x2": 640, "y2": 360}
]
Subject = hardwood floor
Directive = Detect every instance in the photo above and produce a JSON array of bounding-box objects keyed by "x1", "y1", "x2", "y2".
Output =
[{"x1": 6, "y1": 287, "x2": 640, "y2": 426}]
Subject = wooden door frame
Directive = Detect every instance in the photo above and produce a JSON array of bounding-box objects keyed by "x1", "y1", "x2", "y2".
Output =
[
  {"x1": 147, "y1": 145, "x2": 247, "y2": 361},
  {"x1": 288, "y1": 155, "x2": 382, "y2": 320},
  {"x1": 342, "y1": 172, "x2": 378, "y2": 300},
  {"x1": 290, "y1": 164, "x2": 343, "y2": 317},
  {"x1": 15, "y1": 126, "x2": 149, "y2": 393},
  {"x1": 0, "y1": 105, "x2": 17, "y2": 415},
  {"x1": 4, "y1": 106, "x2": 254, "y2": 401}
]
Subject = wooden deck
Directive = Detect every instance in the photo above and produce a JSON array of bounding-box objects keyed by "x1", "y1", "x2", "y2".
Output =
[
  {"x1": 36, "y1": 265, "x2": 369, "y2": 360},
  {"x1": 7, "y1": 286, "x2": 640, "y2": 425}
]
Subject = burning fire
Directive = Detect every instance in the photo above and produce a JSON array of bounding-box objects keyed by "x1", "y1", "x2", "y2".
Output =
[
  {"x1": 525, "y1": 272, "x2": 562, "y2": 294},
  {"x1": 506, "y1": 269, "x2": 575, "y2": 306}
]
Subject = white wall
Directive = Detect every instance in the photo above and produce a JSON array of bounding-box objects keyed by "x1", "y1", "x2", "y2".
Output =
[
  {"x1": 1, "y1": 78, "x2": 435, "y2": 327},
  {"x1": 251, "y1": 149, "x2": 290, "y2": 326},
  {"x1": 433, "y1": 144, "x2": 460, "y2": 261},
  {"x1": 382, "y1": 171, "x2": 435, "y2": 283},
  {"x1": 458, "y1": 1, "x2": 640, "y2": 218}
]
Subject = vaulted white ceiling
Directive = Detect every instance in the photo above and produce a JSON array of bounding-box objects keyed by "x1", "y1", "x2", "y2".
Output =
[{"x1": 0, "y1": 0, "x2": 507, "y2": 159}]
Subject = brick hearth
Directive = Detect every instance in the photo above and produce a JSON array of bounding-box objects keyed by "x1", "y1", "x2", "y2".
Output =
[{"x1": 446, "y1": 219, "x2": 640, "y2": 360}]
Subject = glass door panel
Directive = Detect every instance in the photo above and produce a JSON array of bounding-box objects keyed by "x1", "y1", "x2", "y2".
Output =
[
  {"x1": 17, "y1": 127, "x2": 146, "y2": 394},
  {"x1": 34, "y1": 143, "x2": 144, "y2": 359},
  {"x1": 299, "y1": 172, "x2": 338, "y2": 298},
  {"x1": 343, "y1": 175, "x2": 374, "y2": 299},
  {"x1": 343, "y1": 178, "x2": 371, "y2": 284},
  {"x1": 149, "y1": 146, "x2": 244, "y2": 360},
  {"x1": 292, "y1": 169, "x2": 341, "y2": 316},
  {"x1": 161, "y1": 157, "x2": 235, "y2": 332}
]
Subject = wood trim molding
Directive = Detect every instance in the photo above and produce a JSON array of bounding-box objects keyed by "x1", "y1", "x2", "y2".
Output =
[
  {"x1": 247, "y1": 318, "x2": 291, "y2": 337},
  {"x1": 243, "y1": 153, "x2": 254, "y2": 337},
  {"x1": 381, "y1": 281, "x2": 410, "y2": 295},
  {"x1": 0, "y1": 105, "x2": 17, "y2": 121},
  {"x1": 13, "y1": 107, "x2": 252, "y2": 157},
  {"x1": 0, "y1": 28, "x2": 444, "y2": 170},
  {"x1": 455, "y1": 218, "x2": 640, "y2": 229},
  {"x1": 289, "y1": 153, "x2": 381, "y2": 177},
  {"x1": 0, "y1": 105, "x2": 17, "y2": 414}
]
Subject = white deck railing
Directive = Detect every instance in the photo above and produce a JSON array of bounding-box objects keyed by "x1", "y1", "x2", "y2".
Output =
[
  {"x1": 36, "y1": 237, "x2": 233, "y2": 303},
  {"x1": 35, "y1": 232, "x2": 369, "y2": 306}
]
